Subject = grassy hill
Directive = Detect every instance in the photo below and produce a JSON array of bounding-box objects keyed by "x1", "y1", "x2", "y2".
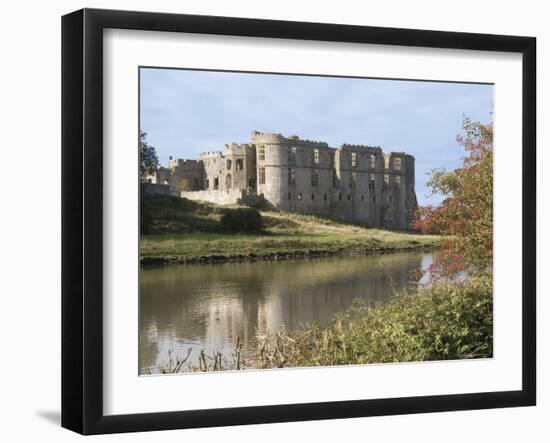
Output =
[{"x1": 140, "y1": 194, "x2": 441, "y2": 263}]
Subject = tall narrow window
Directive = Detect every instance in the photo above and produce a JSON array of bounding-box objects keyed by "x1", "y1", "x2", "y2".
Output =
[
  {"x1": 384, "y1": 174, "x2": 389, "y2": 186},
  {"x1": 351, "y1": 152, "x2": 357, "y2": 168},
  {"x1": 288, "y1": 167, "x2": 296, "y2": 185},
  {"x1": 311, "y1": 168, "x2": 319, "y2": 187},
  {"x1": 288, "y1": 146, "x2": 296, "y2": 165},
  {"x1": 236, "y1": 159, "x2": 244, "y2": 171},
  {"x1": 371, "y1": 177, "x2": 376, "y2": 191},
  {"x1": 258, "y1": 166, "x2": 266, "y2": 185},
  {"x1": 394, "y1": 157, "x2": 402, "y2": 170},
  {"x1": 350, "y1": 172, "x2": 356, "y2": 188},
  {"x1": 313, "y1": 148, "x2": 320, "y2": 165},
  {"x1": 258, "y1": 145, "x2": 265, "y2": 161},
  {"x1": 226, "y1": 159, "x2": 232, "y2": 170},
  {"x1": 395, "y1": 175, "x2": 401, "y2": 185},
  {"x1": 214, "y1": 177, "x2": 219, "y2": 190},
  {"x1": 370, "y1": 154, "x2": 376, "y2": 169}
]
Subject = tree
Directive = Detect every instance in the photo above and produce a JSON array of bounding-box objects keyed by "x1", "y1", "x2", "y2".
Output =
[
  {"x1": 139, "y1": 131, "x2": 159, "y2": 182},
  {"x1": 412, "y1": 118, "x2": 493, "y2": 276}
]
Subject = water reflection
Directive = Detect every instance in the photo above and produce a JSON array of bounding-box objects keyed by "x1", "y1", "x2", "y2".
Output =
[{"x1": 139, "y1": 252, "x2": 434, "y2": 373}]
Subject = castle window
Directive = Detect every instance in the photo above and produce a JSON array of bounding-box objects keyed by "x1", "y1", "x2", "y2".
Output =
[
  {"x1": 258, "y1": 145, "x2": 265, "y2": 161},
  {"x1": 361, "y1": 195, "x2": 364, "y2": 201},
  {"x1": 311, "y1": 194, "x2": 315, "y2": 200},
  {"x1": 373, "y1": 195, "x2": 376, "y2": 202},
  {"x1": 288, "y1": 192, "x2": 292, "y2": 200},
  {"x1": 350, "y1": 172, "x2": 356, "y2": 188},
  {"x1": 225, "y1": 174, "x2": 232, "y2": 189},
  {"x1": 394, "y1": 157, "x2": 402, "y2": 170},
  {"x1": 389, "y1": 195, "x2": 393, "y2": 203},
  {"x1": 313, "y1": 149, "x2": 320, "y2": 165},
  {"x1": 213, "y1": 177, "x2": 219, "y2": 190},
  {"x1": 347, "y1": 194, "x2": 351, "y2": 201},
  {"x1": 206, "y1": 179, "x2": 210, "y2": 189},
  {"x1": 288, "y1": 146, "x2": 296, "y2": 165},
  {"x1": 298, "y1": 193, "x2": 302, "y2": 200},
  {"x1": 370, "y1": 177, "x2": 375, "y2": 191},
  {"x1": 226, "y1": 159, "x2": 232, "y2": 170},
  {"x1": 288, "y1": 167, "x2": 296, "y2": 185},
  {"x1": 258, "y1": 166, "x2": 266, "y2": 185},
  {"x1": 351, "y1": 152, "x2": 357, "y2": 168},
  {"x1": 338, "y1": 193, "x2": 342, "y2": 201},
  {"x1": 235, "y1": 159, "x2": 244, "y2": 171},
  {"x1": 323, "y1": 194, "x2": 327, "y2": 201},
  {"x1": 370, "y1": 154, "x2": 376, "y2": 169},
  {"x1": 384, "y1": 174, "x2": 389, "y2": 186},
  {"x1": 311, "y1": 169, "x2": 319, "y2": 187},
  {"x1": 395, "y1": 175, "x2": 401, "y2": 185}
]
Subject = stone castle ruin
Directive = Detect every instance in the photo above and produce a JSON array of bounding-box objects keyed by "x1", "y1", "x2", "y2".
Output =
[{"x1": 148, "y1": 131, "x2": 418, "y2": 230}]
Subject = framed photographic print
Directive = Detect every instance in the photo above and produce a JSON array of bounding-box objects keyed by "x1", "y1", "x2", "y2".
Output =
[{"x1": 61, "y1": 8, "x2": 536, "y2": 435}]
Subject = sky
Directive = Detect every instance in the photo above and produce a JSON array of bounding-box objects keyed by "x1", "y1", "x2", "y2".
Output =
[{"x1": 140, "y1": 68, "x2": 493, "y2": 206}]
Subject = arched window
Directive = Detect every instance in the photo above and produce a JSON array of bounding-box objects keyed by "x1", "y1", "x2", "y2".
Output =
[{"x1": 225, "y1": 174, "x2": 232, "y2": 189}]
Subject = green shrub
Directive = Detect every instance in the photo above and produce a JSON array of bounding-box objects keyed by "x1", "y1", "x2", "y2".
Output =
[
  {"x1": 252, "y1": 274, "x2": 492, "y2": 368},
  {"x1": 220, "y1": 208, "x2": 263, "y2": 233}
]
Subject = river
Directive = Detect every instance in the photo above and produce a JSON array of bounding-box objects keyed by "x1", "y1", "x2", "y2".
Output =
[{"x1": 139, "y1": 251, "x2": 434, "y2": 373}]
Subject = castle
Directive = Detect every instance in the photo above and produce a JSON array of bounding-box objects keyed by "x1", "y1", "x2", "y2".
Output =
[{"x1": 148, "y1": 131, "x2": 418, "y2": 230}]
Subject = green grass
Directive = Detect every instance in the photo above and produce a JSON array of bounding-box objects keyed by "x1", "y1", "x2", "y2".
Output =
[{"x1": 140, "y1": 194, "x2": 441, "y2": 260}]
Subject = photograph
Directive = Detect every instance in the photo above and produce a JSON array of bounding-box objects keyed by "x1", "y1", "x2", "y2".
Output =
[{"x1": 138, "y1": 67, "x2": 494, "y2": 375}]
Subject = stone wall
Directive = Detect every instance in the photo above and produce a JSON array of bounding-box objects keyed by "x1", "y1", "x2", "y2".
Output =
[
  {"x1": 180, "y1": 189, "x2": 264, "y2": 206},
  {"x1": 141, "y1": 183, "x2": 174, "y2": 196}
]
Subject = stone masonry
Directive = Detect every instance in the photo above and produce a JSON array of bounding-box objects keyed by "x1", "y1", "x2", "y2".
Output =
[{"x1": 149, "y1": 131, "x2": 418, "y2": 230}]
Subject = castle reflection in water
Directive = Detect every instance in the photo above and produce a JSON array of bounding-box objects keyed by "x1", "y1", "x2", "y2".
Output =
[{"x1": 139, "y1": 252, "x2": 433, "y2": 373}]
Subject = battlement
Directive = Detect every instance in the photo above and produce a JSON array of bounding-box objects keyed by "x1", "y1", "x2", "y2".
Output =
[
  {"x1": 340, "y1": 144, "x2": 383, "y2": 152},
  {"x1": 199, "y1": 151, "x2": 224, "y2": 159}
]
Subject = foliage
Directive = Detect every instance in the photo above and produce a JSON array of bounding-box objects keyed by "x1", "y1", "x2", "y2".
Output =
[
  {"x1": 220, "y1": 208, "x2": 263, "y2": 233},
  {"x1": 412, "y1": 118, "x2": 493, "y2": 275},
  {"x1": 251, "y1": 274, "x2": 492, "y2": 368},
  {"x1": 139, "y1": 131, "x2": 159, "y2": 181}
]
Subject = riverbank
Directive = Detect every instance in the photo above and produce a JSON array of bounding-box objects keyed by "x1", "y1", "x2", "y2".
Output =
[
  {"x1": 140, "y1": 195, "x2": 441, "y2": 265},
  {"x1": 141, "y1": 241, "x2": 439, "y2": 265},
  {"x1": 141, "y1": 228, "x2": 441, "y2": 266}
]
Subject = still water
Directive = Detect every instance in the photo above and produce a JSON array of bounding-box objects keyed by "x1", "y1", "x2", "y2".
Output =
[{"x1": 140, "y1": 252, "x2": 434, "y2": 373}]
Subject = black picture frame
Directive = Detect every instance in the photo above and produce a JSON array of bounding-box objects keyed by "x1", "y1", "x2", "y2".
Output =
[{"x1": 62, "y1": 8, "x2": 536, "y2": 435}]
